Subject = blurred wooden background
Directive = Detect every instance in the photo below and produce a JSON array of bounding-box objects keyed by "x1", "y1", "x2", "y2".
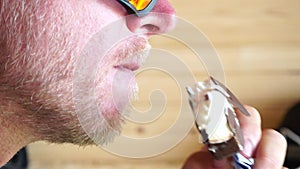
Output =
[{"x1": 28, "y1": 0, "x2": 300, "y2": 168}]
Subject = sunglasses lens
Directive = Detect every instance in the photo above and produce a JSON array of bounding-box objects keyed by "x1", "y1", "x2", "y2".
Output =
[{"x1": 128, "y1": 0, "x2": 152, "y2": 10}]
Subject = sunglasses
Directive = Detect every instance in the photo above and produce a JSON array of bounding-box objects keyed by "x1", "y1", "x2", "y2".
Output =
[{"x1": 117, "y1": 0, "x2": 158, "y2": 17}]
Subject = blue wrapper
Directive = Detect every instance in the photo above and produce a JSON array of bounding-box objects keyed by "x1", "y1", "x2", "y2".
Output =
[{"x1": 233, "y1": 153, "x2": 254, "y2": 169}]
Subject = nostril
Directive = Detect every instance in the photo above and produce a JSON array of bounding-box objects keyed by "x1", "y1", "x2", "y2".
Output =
[
  {"x1": 141, "y1": 24, "x2": 160, "y2": 34},
  {"x1": 125, "y1": 12, "x2": 176, "y2": 35}
]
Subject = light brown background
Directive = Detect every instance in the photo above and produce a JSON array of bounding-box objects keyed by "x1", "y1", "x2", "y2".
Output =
[{"x1": 28, "y1": 0, "x2": 300, "y2": 168}]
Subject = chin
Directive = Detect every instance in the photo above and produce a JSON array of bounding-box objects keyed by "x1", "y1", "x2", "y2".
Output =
[{"x1": 62, "y1": 72, "x2": 134, "y2": 145}]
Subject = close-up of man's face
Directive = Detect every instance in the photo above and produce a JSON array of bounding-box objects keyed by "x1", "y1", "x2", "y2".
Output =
[
  {"x1": 0, "y1": 0, "x2": 175, "y2": 145},
  {"x1": 1, "y1": 1, "x2": 296, "y2": 168}
]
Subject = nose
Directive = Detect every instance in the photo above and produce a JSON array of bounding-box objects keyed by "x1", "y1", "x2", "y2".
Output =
[{"x1": 125, "y1": 0, "x2": 176, "y2": 35}]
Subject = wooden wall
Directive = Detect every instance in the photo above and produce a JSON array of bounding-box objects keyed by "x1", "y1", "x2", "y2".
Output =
[{"x1": 28, "y1": 0, "x2": 300, "y2": 168}]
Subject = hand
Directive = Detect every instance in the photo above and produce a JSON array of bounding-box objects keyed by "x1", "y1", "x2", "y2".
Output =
[{"x1": 182, "y1": 106, "x2": 288, "y2": 169}]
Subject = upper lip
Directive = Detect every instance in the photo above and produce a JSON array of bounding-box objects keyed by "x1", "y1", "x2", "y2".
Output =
[{"x1": 113, "y1": 40, "x2": 150, "y2": 71}]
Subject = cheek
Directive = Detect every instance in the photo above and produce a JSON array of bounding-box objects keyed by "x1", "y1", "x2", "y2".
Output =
[
  {"x1": 30, "y1": 0, "x2": 123, "y2": 79},
  {"x1": 67, "y1": 0, "x2": 123, "y2": 33},
  {"x1": 1, "y1": 0, "x2": 129, "y2": 115}
]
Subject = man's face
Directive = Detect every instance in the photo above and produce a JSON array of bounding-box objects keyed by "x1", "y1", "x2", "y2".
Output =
[{"x1": 0, "y1": 0, "x2": 175, "y2": 145}]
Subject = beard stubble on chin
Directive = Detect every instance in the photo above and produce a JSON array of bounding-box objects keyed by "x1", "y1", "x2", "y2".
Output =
[{"x1": 0, "y1": 1, "x2": 147, "y2": 146}]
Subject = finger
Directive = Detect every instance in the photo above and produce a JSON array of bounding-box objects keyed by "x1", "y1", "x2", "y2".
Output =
[
  {"x1": 182, "y1": 151, "x2": 215, "y2": 169},
  {"x1": 182, "y1": 151, "x2": 232, "y2": 169},
  {"x1": 236, "y1": 105, "x2": 262, "y2": 157},
  {"x1": 254, "y1": 129, "x2": 287, "y2": 169},
  {"x1": 202, "y1": 147, "x2": 230, "y2": 168}
]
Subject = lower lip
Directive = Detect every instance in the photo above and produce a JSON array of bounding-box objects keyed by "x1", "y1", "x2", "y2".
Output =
[{"x1": 111, "y1": 67, "x2": 136, "y2": 112}]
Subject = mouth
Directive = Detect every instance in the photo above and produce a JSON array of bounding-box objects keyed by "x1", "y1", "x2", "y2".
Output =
[
  {"x1": 113, "y1": 62, "x2": 140, "y2": 72},
  {"x1": 113, "y1": 42, "x2": 151, "y2": 72},
  {"x1": 107, "y1": 41, "x2": 151, "y2": 112}
]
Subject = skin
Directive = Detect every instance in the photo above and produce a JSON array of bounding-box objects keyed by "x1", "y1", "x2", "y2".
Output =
[
  {"x1": 0, "y1": 0, "x2": 175, "y2": 165},
  {"x1": 0, "y1": 0, "x2": 287, "y2": 168}
]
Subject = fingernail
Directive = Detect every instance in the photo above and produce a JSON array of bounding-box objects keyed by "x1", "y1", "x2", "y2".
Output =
[{"x1": 243, "y1": 140, "x2": 253, "y2": 157}]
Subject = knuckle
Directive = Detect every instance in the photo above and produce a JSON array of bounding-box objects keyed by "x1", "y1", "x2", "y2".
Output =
[
  {"x1": 259, "y1": 155, "x2": 282, "y2": 169},
  {"x1": 264, "y1": 129, "x2": 287, "y2": 149}
]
